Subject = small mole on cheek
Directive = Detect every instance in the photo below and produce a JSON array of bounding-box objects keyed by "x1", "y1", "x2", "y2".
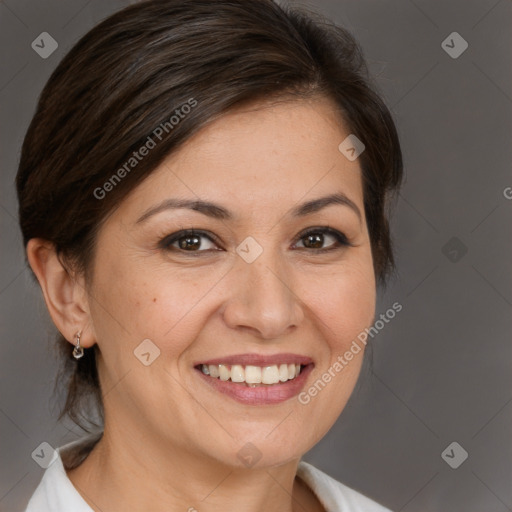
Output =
[{"x1": 153, "y1": 297, "x2": 157, "y2": 303}]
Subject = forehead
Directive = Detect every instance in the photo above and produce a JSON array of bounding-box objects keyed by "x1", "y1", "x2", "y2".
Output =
[{"x1": 118, "y1": 97, "x2": 364, "y2": 223}]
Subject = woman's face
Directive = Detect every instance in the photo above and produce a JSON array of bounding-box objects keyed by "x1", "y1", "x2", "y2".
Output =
[{"x1": 85, "y1": 96, "x2": 376, "y2": 468}]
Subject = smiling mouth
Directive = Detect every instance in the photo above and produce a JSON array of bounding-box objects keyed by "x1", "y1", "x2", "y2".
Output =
[{"x1": 194, "y1": 363, "x2": 307, "y2": 387}]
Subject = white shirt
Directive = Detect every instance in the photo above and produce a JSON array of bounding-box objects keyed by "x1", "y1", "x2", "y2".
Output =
[{"x1": 24, "y1": 438, "x2": 392, "y2": 512}]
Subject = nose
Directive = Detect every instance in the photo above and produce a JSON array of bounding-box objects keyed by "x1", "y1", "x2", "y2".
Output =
[{"x1": 222, "y1": 249, "x2": 304, "y2": 340}]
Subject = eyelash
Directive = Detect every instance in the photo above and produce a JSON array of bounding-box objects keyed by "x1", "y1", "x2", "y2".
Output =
[{"x1": 157, "y1": 227, "x2": 352, "y2": 256}]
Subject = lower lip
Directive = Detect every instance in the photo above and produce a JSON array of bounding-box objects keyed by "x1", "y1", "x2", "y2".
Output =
[{"x1": 195, "y1": 364, "x2": 314, "y2": 405}]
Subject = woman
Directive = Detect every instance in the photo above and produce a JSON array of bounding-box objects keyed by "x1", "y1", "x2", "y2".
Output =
[{"x1": 17, "y1": 0, "x2": 403, "y2": 510}]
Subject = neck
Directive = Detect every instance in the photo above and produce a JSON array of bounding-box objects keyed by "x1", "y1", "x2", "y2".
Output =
[{"x1": 66, "y1": 425, "x2": 320, "y2": 512}]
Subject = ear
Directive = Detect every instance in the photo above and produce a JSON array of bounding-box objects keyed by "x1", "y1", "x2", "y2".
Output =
[{"x1": 26, "y1": 238, "x2": 96, "y2": 349}]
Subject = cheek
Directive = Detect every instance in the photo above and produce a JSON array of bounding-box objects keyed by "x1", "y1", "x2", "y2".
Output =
[
  {"x1": 288, "y1": 257, "x2": 375, "y2": 447},
  {"x1": 309, "y1": 254, "x2": 376, "y2": 350},
  {"x1": 90, "y1": 253, "x2": 217, "y2": 357}
]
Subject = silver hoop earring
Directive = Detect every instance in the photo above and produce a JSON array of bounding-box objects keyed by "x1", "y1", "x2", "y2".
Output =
[{"x1": 73, "y1": 331, "x2": 84, "y2": 359}]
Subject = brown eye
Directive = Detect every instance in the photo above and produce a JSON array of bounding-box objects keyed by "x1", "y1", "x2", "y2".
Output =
[
  {"x1": 302, "y1": 233, "x2": 325, "y2": 249},
  {"x1": 159, "y1": 230, "x2": 218, "y2": 252},
  {"x1": 178, "y1": 235, "x2": 202, "y2": 250},
  {"x1": 294, "y1": 227, "x2": 350, "y2": 252}
]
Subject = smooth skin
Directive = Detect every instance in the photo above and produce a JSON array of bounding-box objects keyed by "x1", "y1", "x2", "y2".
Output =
[{"x1": 27, "y1": 95, "x2": 376, "y2": 512}]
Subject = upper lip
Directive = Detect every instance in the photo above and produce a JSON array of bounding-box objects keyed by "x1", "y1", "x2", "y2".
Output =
[{"x1": 195, "y1": 353, "x2": 314, "y2": 367}]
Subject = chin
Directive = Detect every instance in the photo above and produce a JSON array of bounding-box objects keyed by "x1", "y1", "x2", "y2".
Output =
[{"x1": 207, "y1": 426, "x2": 313, "y2": 470}]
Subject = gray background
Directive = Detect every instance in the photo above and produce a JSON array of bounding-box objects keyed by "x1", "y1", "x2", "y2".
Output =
[{"x1": 1, "y1": 0, "x2": 511, "y2": 511}]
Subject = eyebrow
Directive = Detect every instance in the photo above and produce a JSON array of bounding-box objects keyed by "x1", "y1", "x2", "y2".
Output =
[{"x1": 135, "y1": 193, "x2": 362, "y2": 224}]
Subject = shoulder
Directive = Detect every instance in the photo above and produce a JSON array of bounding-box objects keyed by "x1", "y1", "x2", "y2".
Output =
[
  {"x1": 23, "y1": 435, "x2": 100, "y2": 512},
  {"x1": 297, "y1": 460, "x2": 393, "y2": 512}
]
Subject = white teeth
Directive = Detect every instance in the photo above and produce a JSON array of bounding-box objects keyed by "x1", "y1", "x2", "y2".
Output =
[
  {"x1": 244, "y1": 365, "x2": 262, "y2": 384},
  {"x1": 261, "y1": 366, "x2": 280, "y2": 384},
  {"x1": 200, "y1": 363, "x2": 304, "y2": 385},
  {"x1": 219, "y1": 364, "x2": 230, "y2": 381},
  {"x1": 231, "y1": 364, "x2": 245, "y2": 383}
]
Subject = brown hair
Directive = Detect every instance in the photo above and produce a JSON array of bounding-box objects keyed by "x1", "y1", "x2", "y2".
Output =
[{"x1": 16, "y1": 0, "x2": 403, "y2": 433}]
